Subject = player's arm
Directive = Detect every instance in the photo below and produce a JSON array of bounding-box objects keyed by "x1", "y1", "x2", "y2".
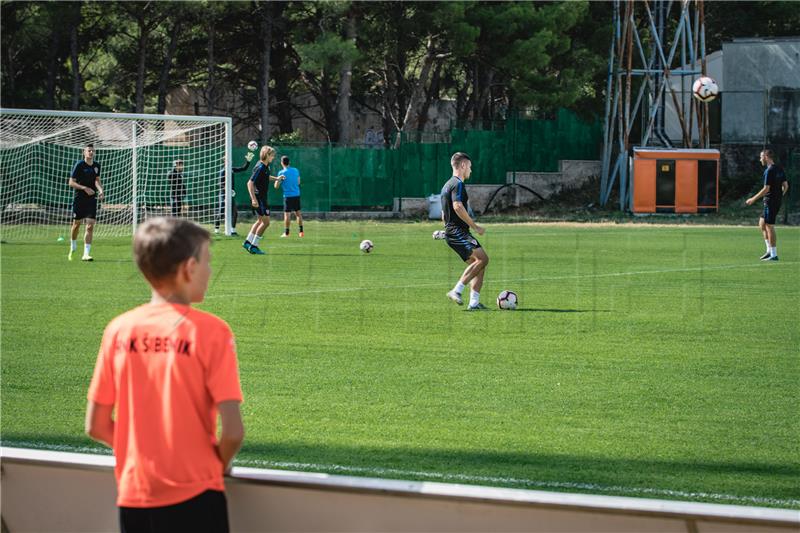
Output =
[
  {"x1": 95, "y1": 176, "x2": 104, "y2": 201},
  {"x1": 782, "y1": 180, "x2": 789, "y2": 196},
  {"x1": 216, "y1": 400, "x2": 244, "y2": 474},
  {"x1": 247, "y1": 179, "x2": 258, "y2": 207},
  {"x1": 745, "y1": 185, "x2": 769, "y2": 205},
  {"x1": 274, "y1": 177, "x2": 281, "y2": 189},
  {"x1": 85, "y1": 401, "x2": 114, "y2": 448},
  {"x1": 453, "y1": 201, "x2": 485, "y2": 235}
]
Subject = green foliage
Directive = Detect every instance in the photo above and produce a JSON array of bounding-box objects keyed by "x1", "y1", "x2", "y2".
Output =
[
  {"x1": 1, "y1": 223, "x2": 799, "y2": 507},
  {"x1": 269, "y1": 130, "x2": 304, "y2": 146}
]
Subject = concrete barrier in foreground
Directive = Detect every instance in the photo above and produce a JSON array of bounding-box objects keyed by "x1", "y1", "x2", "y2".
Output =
[{"x1": 2, "y1": 447, "x2": 798, "y2": 532}]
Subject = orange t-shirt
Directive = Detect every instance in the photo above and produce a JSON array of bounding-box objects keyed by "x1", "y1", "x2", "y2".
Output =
[{"x1": 88, "y1": 303, "x2": 243, "y2": 508}]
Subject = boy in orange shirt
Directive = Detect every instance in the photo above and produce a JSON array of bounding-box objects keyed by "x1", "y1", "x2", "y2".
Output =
[{"x1": 86, "y1": 217, "x2": 244, "y2": 533}]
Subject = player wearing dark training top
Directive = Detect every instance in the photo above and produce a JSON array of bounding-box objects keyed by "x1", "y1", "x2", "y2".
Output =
[
  {"x1": 243, "y1": 146, "x2": 282, "y2": 255},
  {"x1": 68, "y1": 143, "x2": 104, "y2": 261},
  {"x1": 168, "y1": 159, "x2": 185, "y2": 218},
  {"x1": 746, "y1": 149, "x2": 789, "y2": 261},
  {"x1": 214, "y1": 152, "x2": 254, "y2": 235},
  {"x1": 440, "y1": 152, "x2": 489, "y2": 310}
]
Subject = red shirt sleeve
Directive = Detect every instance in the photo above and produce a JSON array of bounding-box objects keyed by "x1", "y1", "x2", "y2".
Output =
[
  {"x1": 88, "y1": 323, "x2": 117, "y2": 405},
  {"x1": 205, "y1": 323, "x2": 243, "y2": 405}
]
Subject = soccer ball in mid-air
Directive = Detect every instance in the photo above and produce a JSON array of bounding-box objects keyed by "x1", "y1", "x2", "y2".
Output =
[
  {"x1": 692, "y1": 77, "x2": 719, "y2": 102},
  {"x1": 432, "y1": 230, "x2": 446, "y2": 240},
  {"x1": 360, "y1": 239, "x2": 374, "y2": 253},
  {"x1": 497, "y1": 290, "x2": 518, "y2": 310},
  {"x1": 247, "y1": 140, "x2": 258, "y2": 151}
]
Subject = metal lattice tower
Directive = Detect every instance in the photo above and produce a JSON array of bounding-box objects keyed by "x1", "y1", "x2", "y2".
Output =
[{"x1": 600, "y1": 0, "x2": 711, "y2": 208}]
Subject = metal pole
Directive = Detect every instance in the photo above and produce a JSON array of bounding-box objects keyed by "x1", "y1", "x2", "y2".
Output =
[
  {"x1": 131, "y1": 122, "x2": 138, "y2": 236},
  {"x1": 224, "y1": 120, "x2": 232, "y2": 235}
]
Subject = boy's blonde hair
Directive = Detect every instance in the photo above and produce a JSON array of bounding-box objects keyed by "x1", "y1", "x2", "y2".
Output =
[
  {"x1": 133, "y1": 217, "x2": 210, "y2": 284},
  {"x1": 260, "y1": 145, "x2": 276, "y2": 162}
]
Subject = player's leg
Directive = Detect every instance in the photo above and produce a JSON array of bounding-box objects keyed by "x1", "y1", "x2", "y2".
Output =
[
  {"x1": 231, "y1": 201, "x2": 238, "y2": 235},
  {"x1": 465, "y1": 248, "x2": 489, "y2": 309},
  {"x1": 83, "y1": 218, "x2": 96, "y2": 261},
  {"x1": 763, "y1": 205, "x2": 779, "y2": 261},
  {"x1": 758, "y1": 216, "x2": 770, "y2": 259},
  {"x1": 69, "y1": 219, "x2": 81, "y2": 260},
  {"x1": 296, "y1": 209, "x2": 304, "y2": 237},
  {"x1": 282, "y1": 210, "x2": 290, "y2": 237},
  {"x1": 249, "y1": 207, "x2": 270, "y2": 254},
  {"x1": 765, "y1": 223, "x2": 778, "y2": 260},
  {"x1": 215, "y1": 192, "x2": 224, "y2": 234}
]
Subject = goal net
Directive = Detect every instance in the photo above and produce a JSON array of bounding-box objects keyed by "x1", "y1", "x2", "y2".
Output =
[{"x1": 0, "y1": 108, "x2": 232, "y2": 242}]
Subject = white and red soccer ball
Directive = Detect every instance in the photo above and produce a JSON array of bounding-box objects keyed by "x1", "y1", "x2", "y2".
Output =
[
  {"x1": 247, "y1": 140, "x2": 258, "y2": 151},
  {"x1": 497, "y1": 290, "x2": 518, "y2": 310},
  {"x1": 360, "y1": 239, "x2": 374, "y2": 253},
  {"x1": 692, "y1": 77, "x2": 719, "y2": 103}
]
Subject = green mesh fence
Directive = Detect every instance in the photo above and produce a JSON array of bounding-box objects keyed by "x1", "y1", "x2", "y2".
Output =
[{"x1": 230, "y1": 109, "x2": 601, "y2": 210}]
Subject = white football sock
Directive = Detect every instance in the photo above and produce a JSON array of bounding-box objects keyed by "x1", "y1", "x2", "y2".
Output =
[
  {"x1": 70, "y1": 240, "x2": 77, "y2": 251},
  {"x1": 246, "y1": 233, "x2": 255, "y2": 243},
  {"x1": 84, "y1": 243, "x2": 91, "y2": 255},
  {"x1": 469, "y1": 290, "x2": 480, "y2": 307},
  {"x1": 453, "y1": 281, "x2": 465, "y2": 295},
  {"x1": 765, "y1": 239, "x2": 770, "y2": 251},
  {"x1": 253, "y1": 235, "x2": 262, "y2": 245},
  {"x1": 769, "y1": 246, "x2": 777, "y2": 257}
]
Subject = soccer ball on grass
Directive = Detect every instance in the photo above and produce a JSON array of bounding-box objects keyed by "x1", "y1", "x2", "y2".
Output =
[
  {"x1": 360, "y1": 240, "x2": 374, "y2": 253},
  {"x1": 247, "y1": 140, "x2": 259, "y2": 151},
  {"x1": 497, "y1": 290, "x2": 518, "y2": 310}
]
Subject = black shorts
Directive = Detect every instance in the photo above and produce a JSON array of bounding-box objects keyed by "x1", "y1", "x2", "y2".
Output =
[
  {"x1": 119, "y1": 489, "x2": 228, "y2": 533},
  {"x1": 283, "y1": 196, "x2": 301, "y2": 212},
  {"x1": 72, "y1": 196, "x2": 97, "y2": 220},
  {"x1": 445, "y1": 229, "x2": 482, "y2": 262},
  {"x1": 254, "y1": 198, "x2": 270, "y2": 217},
  {"x1": 763, "y1": 202, "x2": 781, "y2": 225}
]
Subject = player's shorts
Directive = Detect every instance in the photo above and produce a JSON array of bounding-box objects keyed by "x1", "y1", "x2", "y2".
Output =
[
  {"x1": 445, "y1": 229, "x2": 482, "y2": 262},
  {"x1": 119, "y1": 489, "x2": 228, "y2": 533},
  {"x1": 254, "y1": 198, "x2": 270, "y2": 217},
  {"x1": 72, "y1": 196, "x2": 97, "y2": 220},
  {"x1": 283, "y1": 196, "x2": 301, "y2": 212},
  {"x1": 763, "y1": 201, "x2": 781, "y2": 225}
]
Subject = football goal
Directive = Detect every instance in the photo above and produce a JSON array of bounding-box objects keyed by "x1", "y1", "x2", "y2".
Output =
[{"x1": 0, "y1": 108, "x2": 233, "y2": 241}]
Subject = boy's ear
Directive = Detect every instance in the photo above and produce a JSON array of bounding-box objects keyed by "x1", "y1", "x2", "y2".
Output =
[{"x1": 178, "y1": 256, "x2": 197, "y2": 282}]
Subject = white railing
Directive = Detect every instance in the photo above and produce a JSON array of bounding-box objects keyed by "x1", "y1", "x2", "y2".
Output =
[{"x1": 2, "y1": 447, "x2": 798, "y2": 532}]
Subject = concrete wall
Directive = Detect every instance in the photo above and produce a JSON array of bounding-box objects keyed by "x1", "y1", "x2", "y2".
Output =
[
  {"x1": 2, "y1": 448, "x2": 798, "y2": 533},
  {"x1": 722, "y1": 38, "x2": 800, "y2": 143}
]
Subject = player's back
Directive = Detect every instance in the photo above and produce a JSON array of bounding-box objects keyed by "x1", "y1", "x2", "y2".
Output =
[
  {"x1": 764, "y1": 164, "x2": 786, "y2": 203},
  {"x1": 279, "y1": 166, "x2": 300, "y2": 197},
  {"x1": 441, "y1": 176, "x2": 469, "y2": 233},
  {"x1": 250, "y1": 162, "x2": 270, "y2": 198},
  {"x1": 90, "y1": 302, "x2": 240, "y2": 507}
]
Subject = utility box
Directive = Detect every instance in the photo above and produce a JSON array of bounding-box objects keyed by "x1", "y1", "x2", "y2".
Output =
[{"x1": 632, "y1": 148, "x2": 720, "y2": 213}]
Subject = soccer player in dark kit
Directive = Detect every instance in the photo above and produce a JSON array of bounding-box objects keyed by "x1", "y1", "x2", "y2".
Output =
[
  {"x1": 67, "y1": 143, "x2": 104, "y2": 261},
  {"x1": 746, "y1": 149, "x2": 789, "y2": 261}
]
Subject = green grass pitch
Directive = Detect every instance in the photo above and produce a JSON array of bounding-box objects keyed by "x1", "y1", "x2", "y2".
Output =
[{"x1": 1, "y1": 221, "x2": 798, "y2": 508}]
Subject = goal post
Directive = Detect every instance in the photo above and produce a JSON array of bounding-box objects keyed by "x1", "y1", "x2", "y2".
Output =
[{"x1": 0, "y1": 108, "x2": 233, "y2": 242}]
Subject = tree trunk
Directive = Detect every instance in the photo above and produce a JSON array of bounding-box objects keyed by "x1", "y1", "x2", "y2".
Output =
[
  {"x1": 416, "y1": 61, "x2": 442, "y2": 132},
  {"x1": 69, "y1": 12, "x2": 82, "y2": 110},
  {"x1": 45, "y1": 11, "x2": 62, "y2": 109},
  {"x1": 206, "y1": 23, "x2": 216, "y2": 115},
  {"x1": 259, "y1": 4, "x2": 273, "y2": 143},
  {"x1": 334, "y1": 11, "x2": 357, "y2": 144},
  {"x1": 157, "y1": 19, "x2": 181, "y2": 114},
  {"x1": 271, "y1": 3, "x2": 292, "y2": 134},
  {"x1": 395, "y1": 37, "x2": 437, "y2": 147},
  {"x1": 135, "y1": 17, "x2": 148, "y2": 113},
  {"x1": 381, "y1": 57, "x2": 398, "y2": 146}
]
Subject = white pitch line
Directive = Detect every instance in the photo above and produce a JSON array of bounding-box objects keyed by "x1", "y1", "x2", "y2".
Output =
[
  {"x1": 5, "y1": 441, "x2": 798, "y2": 508},
  {"x1": 205, "y1": 260, "x2": 798, "y2": 299}
]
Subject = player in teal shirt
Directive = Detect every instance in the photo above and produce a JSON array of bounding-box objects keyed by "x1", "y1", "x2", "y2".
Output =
[{"x1": 275, "y1": 156, "x2": 304, "y2": 237}]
